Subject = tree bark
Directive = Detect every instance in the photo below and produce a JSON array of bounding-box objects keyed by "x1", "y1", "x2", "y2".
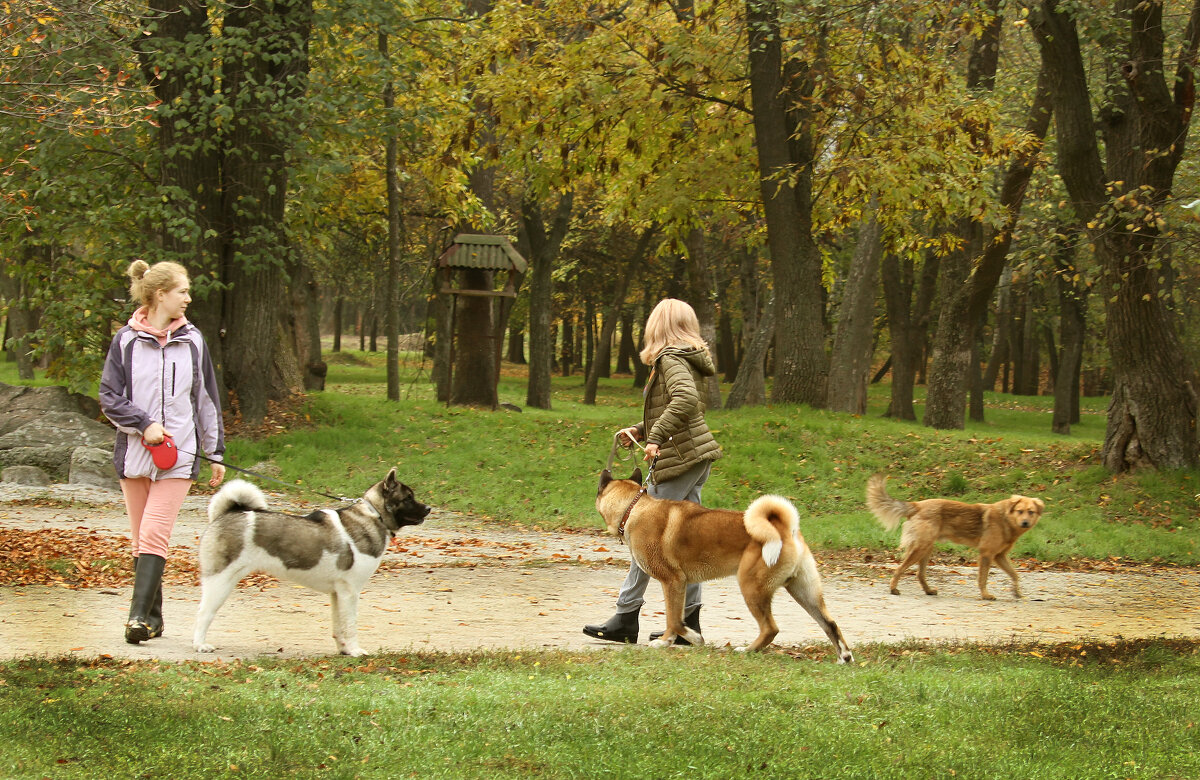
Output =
[
  {"x1": 520, "y1": 192, "x2": 573, "y2": 410},
  {"x1": 827, "y1": 209, "x2": 882, "y2": 414},
  {"x1": 584, "y1": 228, "x2": 654, "y2": 405},
  {"x1": 746, "y1": 0, "x2": 829, "y2": 406},
  {"x1": 684, "y1": 228, "x2": 722, "y2": 410},
  {"x1": 1031, "y1": 0, "x2": 1200, "y2": 469},
  {"x1": 726, "y1": 295, "x2": 774, "y2": 410}
]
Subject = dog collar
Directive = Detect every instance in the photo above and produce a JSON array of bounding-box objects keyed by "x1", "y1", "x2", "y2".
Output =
[{"x1": 617, "y1": 487, "x2": 646, "y2": 542}]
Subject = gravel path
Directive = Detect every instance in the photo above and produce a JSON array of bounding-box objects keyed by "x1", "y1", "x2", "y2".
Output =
[{"x1": 2, "y1": 483, "x2": 1197, "y2": 661}]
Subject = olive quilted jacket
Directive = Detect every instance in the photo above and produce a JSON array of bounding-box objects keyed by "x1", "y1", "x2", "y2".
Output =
[{"x1": 634, "y1": 346, "x2": 723, "y2": 483}]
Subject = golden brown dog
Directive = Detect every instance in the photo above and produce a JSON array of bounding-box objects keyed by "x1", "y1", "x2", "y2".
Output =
[
  {"x1": 596, "y1": 468, "x2": 854, "y2": 661},
  {"x1": 866, "y1": 473, "x2": 1044, "y2": 600}
]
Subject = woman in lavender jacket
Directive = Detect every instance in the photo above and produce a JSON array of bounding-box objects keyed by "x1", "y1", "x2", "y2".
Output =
[{"x1": 99, "y1": 260, "x2": 226, "y2": 644}]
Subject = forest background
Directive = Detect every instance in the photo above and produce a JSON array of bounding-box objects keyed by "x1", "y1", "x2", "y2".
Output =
[{"x1": 3, "y1": 0, "x2": 1200, "y2": 475}]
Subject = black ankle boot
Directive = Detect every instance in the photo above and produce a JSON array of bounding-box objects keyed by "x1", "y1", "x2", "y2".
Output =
[
  {"x1": 126, "y1": 554, "x2": 166, "y2": 644},
  {"x1": 133, "y1": 557, "x2": 165, "y2": 639},
  {"x1": 582, "y1": 611, "x2": 639, "y2": 644},
  {"x1": 649, "y1": 606, "x2": 701, "y2": 645}
]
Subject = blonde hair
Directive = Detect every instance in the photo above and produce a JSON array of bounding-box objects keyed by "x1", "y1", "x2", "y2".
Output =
[
  {"x1": 127, "y1": 260, "x2": 189, "y2": 308},
  {"x1": 639, "y1": 298, "x2": 708, "y2": 365}
]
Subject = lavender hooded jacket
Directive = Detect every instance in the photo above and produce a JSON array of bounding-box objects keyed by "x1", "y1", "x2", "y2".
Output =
[{"x1": 99, "y1": 321, "x2": 225, "y2": 481}]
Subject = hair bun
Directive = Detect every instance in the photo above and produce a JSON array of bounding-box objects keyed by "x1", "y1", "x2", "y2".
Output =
[{"x1": 127, "y1": 259, "x2": 149, "y2": 280}]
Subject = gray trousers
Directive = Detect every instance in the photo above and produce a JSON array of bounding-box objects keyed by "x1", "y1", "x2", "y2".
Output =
[{"x1": 614, "y1": 460, "x2": 712, "y2": 615}]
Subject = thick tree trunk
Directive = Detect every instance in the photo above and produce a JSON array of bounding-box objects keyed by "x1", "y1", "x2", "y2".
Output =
[
  {"x1": 827, "y1": 210, "x2": 882, "y2": 414},
  {"x1": 1031, "y1": 0, "x2": 1200, "y2": 470},
  {"x1": 746, "y1": 0, "x2": 828, "y2": 407},
  {"x1": 218, "y1": 0, "x2": 313, "y2": 424}
]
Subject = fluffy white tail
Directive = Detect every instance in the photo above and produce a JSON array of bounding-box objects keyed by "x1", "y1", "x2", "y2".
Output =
[
  {"x1": 743, "y1": 494, "x2": 800, "y2": 567},
  {"x1": 207, "y1": 478, "x2": 269, "y2": 522}
]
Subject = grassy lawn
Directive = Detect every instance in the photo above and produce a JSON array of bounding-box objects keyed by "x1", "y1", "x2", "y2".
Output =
[
  {"x1": 1, "y1": 641, "x2": 1198, "y2": 779},
  {"x1": 2, "y1": 352, "x2": 1198, "y2": 779}
]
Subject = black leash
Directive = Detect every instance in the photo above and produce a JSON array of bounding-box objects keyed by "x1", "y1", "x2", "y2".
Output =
[{"x1": 176, "y1": 446, "x2": 354, "y2": 503}]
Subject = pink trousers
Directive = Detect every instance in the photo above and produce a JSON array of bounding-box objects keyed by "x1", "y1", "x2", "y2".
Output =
[{"x1": 119, "y1": 477, "x2": 193, "y2": 559}]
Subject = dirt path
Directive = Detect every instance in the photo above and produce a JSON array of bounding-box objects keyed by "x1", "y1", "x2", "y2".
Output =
[{"x1": 1, "y1": 485, "x2": 1197, "y2": 661}]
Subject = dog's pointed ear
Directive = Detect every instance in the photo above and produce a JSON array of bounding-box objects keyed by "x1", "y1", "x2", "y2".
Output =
[
  {"x1": 599, "y1": 469, "x2": 613, "y2": 495},
  {"x1": 386, "y1": 467, "x2": 399, "y2": 489},
  {"x1": 630, "y1": 467, "x2": 642, "y2": 484}
]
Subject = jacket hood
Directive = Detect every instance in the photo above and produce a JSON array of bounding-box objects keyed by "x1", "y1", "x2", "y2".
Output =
[{"x1": 659, "y1": 346, "x2": 716, "y2": 377}]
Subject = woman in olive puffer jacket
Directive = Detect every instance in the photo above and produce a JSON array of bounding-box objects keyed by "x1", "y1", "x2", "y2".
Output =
[{"x1": 583, "y1": 298, "x2": 722, "y2": 645}]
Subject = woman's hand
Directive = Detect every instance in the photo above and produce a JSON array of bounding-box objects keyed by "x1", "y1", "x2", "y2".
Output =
[
  {"x1": 616, "y1": 426, "x2": 641, "y2": 447},
  {"x1": 209, "y1": 463, "x2": 226, "y2": 487},
  {"x1": 643, "y1": 442, "x2": 660, "y2": 461},
  {"x1": 142, "y1": 422, "x2": 167, "y2": 445}
]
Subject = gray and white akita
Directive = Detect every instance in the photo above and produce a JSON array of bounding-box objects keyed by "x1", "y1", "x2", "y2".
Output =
[{"x1": 193, "y1": 469, "x2": 431, "y2": 656}]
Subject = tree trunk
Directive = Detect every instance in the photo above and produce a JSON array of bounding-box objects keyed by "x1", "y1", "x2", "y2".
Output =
[
  {"x1": 746, "y1": 0, "x2": 828, "y2": 407},
  {"x1": 616, "y1": 310, "x2": 634, "y2": 374},
  {"x1": 217, "y1": 0, "x2": 313, "y2": 424},
  {"x1": 1031, "y1": 0, "x2": 1200, "y2": 470},
  {"x1": 726, "y1": 295, "x2": 774, "y2": 410},
  {"x1": 520, "y1": 192, "x2": 573, "y2": 410},
  {"x1": 684, "y1": 228, "x2": 722, "y2": 410},
  {"x1": 506, "y1": 321, "x2": 526, "y2": 364},
  {"x1": 827, "y1": 209, "x2": 882, "y2": 414},
  {"x1": 1051, "y1": 245, "x2": 1089, "y2": 433},
  {"x1": 382, "y1": 32, "x2": 402, "y2": 402},
  {"x1": 584, "y1": 228, "x2": 653, "y2": 404},
  {"x1": 879, "y1": 251, "x2": 938, "y2": 422}
]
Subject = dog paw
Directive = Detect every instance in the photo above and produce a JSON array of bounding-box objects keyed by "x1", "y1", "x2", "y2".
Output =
[
  {"x1": 734, "y1": 645, "x2": 750, "y2": 653},
  {"x1": 981, "y1": 593, "x2": 996, "y2": 601},
  {"x1": 924, "y1": 589, "x2": 938, "y2": 596},
  {"x1": 838, "y1": 652, "x2": 855, "y2": 664},
  {"x1": 340, "y1": 647, "x2": 369, "y2": 657},
  {"x1": 195, "y1": 643, "x2": 214, "y2": 653},
  {"x1": 649, "y1": 638, "x2": 672, "y2": 649},
  {"x1": 889, "y1": 587, "x2": 901, "y2": 595}
]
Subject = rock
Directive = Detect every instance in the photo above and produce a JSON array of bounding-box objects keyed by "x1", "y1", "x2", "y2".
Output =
[
  {"x1": 0, "y1": 383, "x2": 115, "y2": 482},
  {"x1": 69, "y1": 446, "x2": 119, "y2": 491},
  {"x1": 0, "y1": 381, "x2": 101, "y2": 437},
  {"x1": 1, "y1": 464, "x2": 51, "y2": 486}
]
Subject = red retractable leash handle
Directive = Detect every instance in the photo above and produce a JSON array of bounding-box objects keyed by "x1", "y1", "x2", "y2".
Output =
[{"x1": 142, "y1": 431, "x2": 179, "y2": 470}]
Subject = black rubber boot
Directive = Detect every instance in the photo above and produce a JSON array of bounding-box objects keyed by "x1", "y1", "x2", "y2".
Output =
[
  {"x1": 582, "y1": 611, "x2": 639, "y2": 644},
  {"x1": 125, "y1": 554, "x2": 166, "y2": 645},
  {"x1": 133, "y1": 557, "x2": 165, "y2": 639},
  {"x1": 649, "y1": 606, "x2": 701, "y2": 646}
]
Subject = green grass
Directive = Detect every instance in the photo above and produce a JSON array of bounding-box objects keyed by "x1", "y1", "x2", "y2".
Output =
[
  {"x1": 200, "y1": 350, "x2": 1199, "y2": 566},
  {"x1": 3, "y1": 355, "x2": 1198, "y2": 778},
  {"x1": 0, "y1": 641, "x2": 1196, "y2": 779}
]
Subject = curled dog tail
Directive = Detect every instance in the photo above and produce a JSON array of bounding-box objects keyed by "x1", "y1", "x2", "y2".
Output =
[
  {"x1": 866, "y1": 473, "x2": 916, "y2": 532},
  {"x1": 744, "y1": 494, "x2": 799, "y2": 567},
  {"x1": 207, "y1": 478, "x2": 269, "y2": 523}
]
